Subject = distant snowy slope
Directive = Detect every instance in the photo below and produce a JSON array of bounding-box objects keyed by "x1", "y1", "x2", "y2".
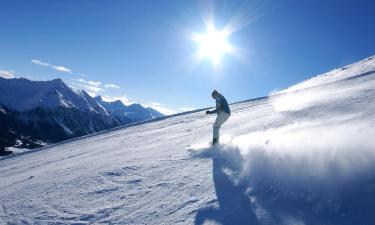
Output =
[{"x1": 0, "y1": 55, "x2": 375, "y2": 225}]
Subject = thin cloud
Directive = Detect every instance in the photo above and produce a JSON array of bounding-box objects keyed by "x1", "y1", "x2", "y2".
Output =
[
  {"x1": 83, "y1": 85, "x2": 104, "y2": 96},
  {"x1": 73, "y1": 78, "x2": 101, "y2": 87},
  {"x1": 70, "y1": 78, "x2": 104, "y2": 97},
  {"x1": 102, "y1": 95, "x2": 134, "y2": 105},
  {"x1": 31, "y1": 59, "x2": 72, "y2": 74},
  {"x1": 144, "y1": 102, "x2": 179, "y2": 115},
  {"x1": 104, "y1": 84, "x2": 120, "y2": 89},
  {"x1": 0, "y1": 70, "x2": 15, "y2": 79},
  {"x1": 30, "y1": 59, "x2": 49, "y2": 66},
  {"x1": 88, "y1": 80, "x2": 101, "y2": 87},
  {"x1": 52, "y1": 66, "x2": 71, "y2": 73}
]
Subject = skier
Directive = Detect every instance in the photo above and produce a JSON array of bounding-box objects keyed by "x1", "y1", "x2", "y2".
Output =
[{"x1": 206, "y1": 90, "x2": 231, "y2": 145}]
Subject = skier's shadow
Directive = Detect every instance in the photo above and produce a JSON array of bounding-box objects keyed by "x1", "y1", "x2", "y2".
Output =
[{"x1": 194, "y1": 154, "x2": 258, "y2": 225}]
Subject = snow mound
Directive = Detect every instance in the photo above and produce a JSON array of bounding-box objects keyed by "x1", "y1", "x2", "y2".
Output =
[{"x1": 190, "y1": 115, "x2": 375, "y2": 224}]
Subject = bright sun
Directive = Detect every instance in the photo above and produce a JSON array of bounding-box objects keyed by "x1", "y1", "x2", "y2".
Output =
[{"x1": 193, "y1": 28, "x2": 233, "y2": 65}]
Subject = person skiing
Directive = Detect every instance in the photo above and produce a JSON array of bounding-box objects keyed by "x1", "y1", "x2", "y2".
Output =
[{"x1": 206, "y1": 90, "x2": 231, "y2": 145}]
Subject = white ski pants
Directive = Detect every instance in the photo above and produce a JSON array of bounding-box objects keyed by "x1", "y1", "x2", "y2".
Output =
[{"x1": 213, "y1": 112, "x2": 230, "y2": 140}]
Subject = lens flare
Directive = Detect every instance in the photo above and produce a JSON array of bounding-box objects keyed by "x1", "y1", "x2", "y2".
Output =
[{"x1": 193, "y1": 27, "x2": 233, "y2": 65}]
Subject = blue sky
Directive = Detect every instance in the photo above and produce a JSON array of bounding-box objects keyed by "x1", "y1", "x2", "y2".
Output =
[{"x1": 1, "y1": 0, "x2": 375, "y2": 114}]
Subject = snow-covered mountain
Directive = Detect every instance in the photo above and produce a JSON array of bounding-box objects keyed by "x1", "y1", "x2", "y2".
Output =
[
  {"x1": 0, "y1": 55, "x2": 375, "y2": 224},
  {"x1": 0, "y1": 78, "x2": 163, "y2": 153},
  {"x1": 95, "y1": 96, "x2": 164, "y2": 123},
  {"x1": 0, "y1": 78, "x2": 108, "y2": 113}
]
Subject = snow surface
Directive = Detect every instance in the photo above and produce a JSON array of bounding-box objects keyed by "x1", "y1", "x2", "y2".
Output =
[{"x1": 1, "y1": 56, "x2": 375, "y2": 224}]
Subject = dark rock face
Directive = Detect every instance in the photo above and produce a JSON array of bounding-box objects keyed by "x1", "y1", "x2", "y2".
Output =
[{"x1": 0, "y1": 104, "x2": 120, "y2": 150}]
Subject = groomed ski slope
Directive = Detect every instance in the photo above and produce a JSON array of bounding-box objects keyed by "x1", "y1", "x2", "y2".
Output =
[{"x1": 1, "y1": 56, "x2": 375, "y2": 225}]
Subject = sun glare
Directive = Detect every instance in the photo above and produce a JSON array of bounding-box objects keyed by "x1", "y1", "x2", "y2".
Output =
[{"x1": 193, "y1": 28, "x2": 233, "y2": 65}]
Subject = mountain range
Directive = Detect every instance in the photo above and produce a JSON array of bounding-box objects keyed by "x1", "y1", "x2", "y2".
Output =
[{"x1": 0, "y1": 77, "x2": 164, "y2": 154}]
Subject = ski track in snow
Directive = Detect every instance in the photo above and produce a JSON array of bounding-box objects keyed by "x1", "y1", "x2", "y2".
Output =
[{"x1": 1, "y1": 56, "x2": 375, "y2": 224}]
